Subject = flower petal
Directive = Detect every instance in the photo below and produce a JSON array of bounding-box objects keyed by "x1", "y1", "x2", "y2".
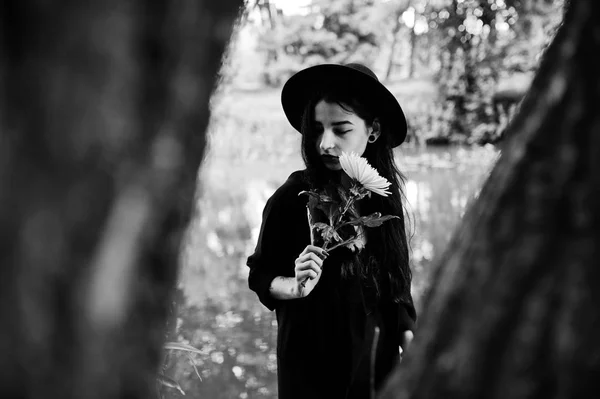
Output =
[{"x1": 339, "y1": 152, "x2": 392, "y2": 197}]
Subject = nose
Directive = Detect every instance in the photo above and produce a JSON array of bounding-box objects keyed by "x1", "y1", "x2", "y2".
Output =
[{"x1": 319, "y1": 129, "x2": 336, "y2": 152}]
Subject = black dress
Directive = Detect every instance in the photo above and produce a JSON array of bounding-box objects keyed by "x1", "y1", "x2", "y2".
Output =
[{"x1": 247, "y1": 170, "x2": 416, "y2": 399}]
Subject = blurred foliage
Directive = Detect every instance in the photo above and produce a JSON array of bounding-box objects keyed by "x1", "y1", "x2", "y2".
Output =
[{"x1": 238, "y1": 0, "x2": 564, "y2": 144}]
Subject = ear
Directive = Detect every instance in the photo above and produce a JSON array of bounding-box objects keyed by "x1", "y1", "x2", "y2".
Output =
[{"x1": 369, "y1": 118, "x2": 382, "y2": 141}]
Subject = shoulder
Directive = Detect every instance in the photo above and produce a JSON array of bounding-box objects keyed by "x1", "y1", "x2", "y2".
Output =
[
  {"x1": 282, "y1": 170, "x2": 309, "y2": 191},
  {"x1": 262, "y1": 170, "x2": 309, "y2": 214},
  {"x1": 269, "y1": 170, "x2": 309, "y2": 204}
]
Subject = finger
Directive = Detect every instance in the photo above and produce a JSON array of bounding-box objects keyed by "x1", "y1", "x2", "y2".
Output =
[
  {"x1": 297, "y1": 253, "x2": 326, "y2": 268},
  {"x1": 297, "y1": 252, "x2": 324, "y2": 266},
  {"x1": 295, "y1": 264, "x2": 321, "y2": 284},
  {"x1": 302, "y1": 245, "x2": 329, "y2": 258},
  {"x1": 295, "y1": 260, "x2": 322, "y2": 274},
  {"x1": 297, "y1": 269, "x2": 318, "y2": 281},
  {"x1": 295, "y1": 257, "x2": 320, "y2": 271},
  {"x1": 298, "y1": 252, "x2": 323, "y2": 263},
  {"x1": 314, "y1": 246, "x2": 330, "y2": 258}
]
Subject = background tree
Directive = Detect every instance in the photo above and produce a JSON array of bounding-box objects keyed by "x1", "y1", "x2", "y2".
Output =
[
  {"x1": 380, "y1": 1, "x2": 600, "y2": 397},
  {"x1": 0, "y1": 1, "x2": 241, "y2": 398},
  {"x1": 251, "y1": 0, "x2": 563, "y2": 144},
  {"x1": 427, "y1": 0, "x2": 564, "y2": 143},
  {"x1": 257, "y1": 0, "x2": 397, "y2": 85},
  {"x1": 382, "y1": 0, "x2": 411, "y2": 81}
]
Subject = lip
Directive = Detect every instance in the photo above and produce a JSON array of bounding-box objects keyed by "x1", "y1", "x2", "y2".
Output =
[{"x1": 321, "y1": 154, "x2": 339, "y2": 163}]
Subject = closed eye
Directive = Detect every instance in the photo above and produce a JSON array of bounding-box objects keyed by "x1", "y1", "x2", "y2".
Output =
[
  {"x1": 334, "y1": 129, "x2": 351, "y2": 135},
  {"x1": 332, "y1": 121, "x2": 352, "y2": 135}
]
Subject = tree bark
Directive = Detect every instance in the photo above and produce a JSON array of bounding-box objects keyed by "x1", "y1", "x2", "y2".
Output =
[
  {"x1": 407, "y1": 17, "x2": 417, "y2": 79},
  {"x1": 384, "y1": 10, "x2": 404, "y2": 82},
  {"x1": 380, "y1": 2, "x2": 600, "y2": 398},
  {"x1": 0, "y1": 1, "x2": 241, "y2": 398}
]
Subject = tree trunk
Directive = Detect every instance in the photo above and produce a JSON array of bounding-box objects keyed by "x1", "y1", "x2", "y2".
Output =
[
  {"x1": 407, "y1": 20, "x2": 417, "y2": 78},
  {"x1": 384, "y1": 7, "x2": 405, "y2": 82},
  {"x1": 380, "y1": 2, "x2": 600, "y2": 398},
  {"x1": 0, "y1": 1, "x2": 241, "y2": 398},
  {"x1": 263, "y1": 0, "x2": 277, "y2": 29}
]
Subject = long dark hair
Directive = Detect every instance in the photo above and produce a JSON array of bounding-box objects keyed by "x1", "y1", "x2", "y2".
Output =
[{"x1": 300, "y1": 87, "x2": 412, "y2": 305}]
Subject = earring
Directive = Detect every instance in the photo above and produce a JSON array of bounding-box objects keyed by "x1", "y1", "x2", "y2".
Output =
[{"x1": 368, "y1": 134, "x2": 377, "y2": 143}]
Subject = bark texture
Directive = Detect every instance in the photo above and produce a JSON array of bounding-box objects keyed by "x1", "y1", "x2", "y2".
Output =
[
  {"x1": 0, "y1": 1, "x2": 241, "y2": 398},
  {"x1": 381, "y1": 2, "x2": 600, "y2": 398}
]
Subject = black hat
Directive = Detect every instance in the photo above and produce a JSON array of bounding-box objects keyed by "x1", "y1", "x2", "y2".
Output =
[{"x1": 281, "y1": 63, "x2": 407, "y2": 147}]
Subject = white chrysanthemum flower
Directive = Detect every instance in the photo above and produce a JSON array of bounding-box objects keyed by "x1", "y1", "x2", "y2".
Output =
[{"x1": 339, "y1": 152, "x2": 392, "y2": 197}]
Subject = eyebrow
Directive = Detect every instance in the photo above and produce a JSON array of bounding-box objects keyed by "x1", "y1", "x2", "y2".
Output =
[
  {"x1": 313, "y1": 120, "x2": 354, "y2": 126},
  {"x1": 332, "y1": 121, "x2": 354, "y2": 126}
]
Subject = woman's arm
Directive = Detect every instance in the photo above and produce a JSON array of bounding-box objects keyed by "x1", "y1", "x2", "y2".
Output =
[
  {"x1": 247, "y1": 172, "x2": 326, "y2": 308},
  {"x1": 247, "y1": 181, "x2": 300, "y2": 310},
  {"x1": 269, "y1": 276, "x2": 300, "y2": 300}
]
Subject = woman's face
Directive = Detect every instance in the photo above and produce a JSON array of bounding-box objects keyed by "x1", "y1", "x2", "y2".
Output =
[{"x1": 313, "y1": 99, "x2": 373, "y2": 171}]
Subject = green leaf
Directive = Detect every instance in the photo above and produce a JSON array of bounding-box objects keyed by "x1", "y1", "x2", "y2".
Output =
[
  {"x1": 347, "y1": 213, "x2": 400, "y2": 228},
  {"x1": 299, "y1": 190, "x2": 318, "y2": 200},
  {"x1": 306, "y1": 193, "x2": 319, "y2": 212},
  {"x1": 337, "y1": 185, "x2": 350, "y2": 203},
  {"x1": 313, "y1": 223, "x2": 343, "y2": 243},
  {"x1": 344, "y1": 237, "x2": 366, "y2": 253},
  {"x1": 317, "y1": 201, "x2": 338, "y2": 219},
  {"x1": 164, "y1": 342, "x2": 203, "y2": 355},
  {"x1": 302, "y1": 189, "x2": 339, "y2": 221},
  {"x1": 335, "y1": 187, "x2": 356, "y2": 223},
  {"x1": 346, "y1": 202, "x2": 360, "y2": 219},
  {"x1": 319, "y1": 193, "x2": 334, "y2": 203},
  {"x1": 299, "y1": 190, "x2": 334, "y2": 204},
  {"x1": 313, "y1": 222, "x2": 331, "y2": 231},
  {"x1": 157, "y1": 373, "x2": 186, "y2": 395},
  {"x1": 331, "y1": 229, "x2": 343, "y2": 243}
]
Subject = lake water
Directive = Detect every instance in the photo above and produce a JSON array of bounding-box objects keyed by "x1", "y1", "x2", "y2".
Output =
[{"x1": 160, "y1": 145, "x2": 498, "y2": 399}]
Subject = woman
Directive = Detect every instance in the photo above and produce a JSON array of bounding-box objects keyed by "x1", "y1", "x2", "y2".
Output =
[{"x1": 247, "y1": 63, "x2": 416, "y2": 399}]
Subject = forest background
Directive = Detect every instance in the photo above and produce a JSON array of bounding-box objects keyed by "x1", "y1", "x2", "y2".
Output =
[
  {"x1": 161, "y1": 1, "x2": 566, "y2": 398},
  {"x1": 220, "y1": 0, "x2": 564, "y2": 147}
]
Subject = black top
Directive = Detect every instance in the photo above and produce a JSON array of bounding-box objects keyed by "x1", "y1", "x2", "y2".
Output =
[{"x1": 247, "y1": 170, "x2": 416, "y2": 399}]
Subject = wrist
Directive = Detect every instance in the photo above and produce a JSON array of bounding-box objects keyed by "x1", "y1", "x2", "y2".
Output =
[{"x1": 291, "y1": 278, "x2": 302, "y2": 298}]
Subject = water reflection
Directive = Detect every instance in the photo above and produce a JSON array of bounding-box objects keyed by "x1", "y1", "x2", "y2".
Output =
[{"x1": 161, "y1": 146, "x2": 497, "y2": 399}]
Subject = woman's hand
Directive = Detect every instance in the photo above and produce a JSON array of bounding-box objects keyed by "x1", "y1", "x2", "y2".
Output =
[{"x1": 294, "y1": 245, "x2": 328, "y2": 297}]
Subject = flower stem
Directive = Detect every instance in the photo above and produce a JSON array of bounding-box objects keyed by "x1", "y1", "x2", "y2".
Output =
[
  {"x1": 339, "y1": 196, "x2": 356, "y2": 221},
  {"x1": 306, "y1": 206, "x2": 315, "y2": 245},
  {"x1": 325, "y1": 229, "x2": 366, "y2": 252},
  {"x1": 326, "y1": 240, "x2": 352, "y2": 252}
]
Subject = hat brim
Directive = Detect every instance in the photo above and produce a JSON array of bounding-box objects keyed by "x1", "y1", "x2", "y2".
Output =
[{"x1": 281, "y1": 64, "x2": 407, "y2": 147}]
